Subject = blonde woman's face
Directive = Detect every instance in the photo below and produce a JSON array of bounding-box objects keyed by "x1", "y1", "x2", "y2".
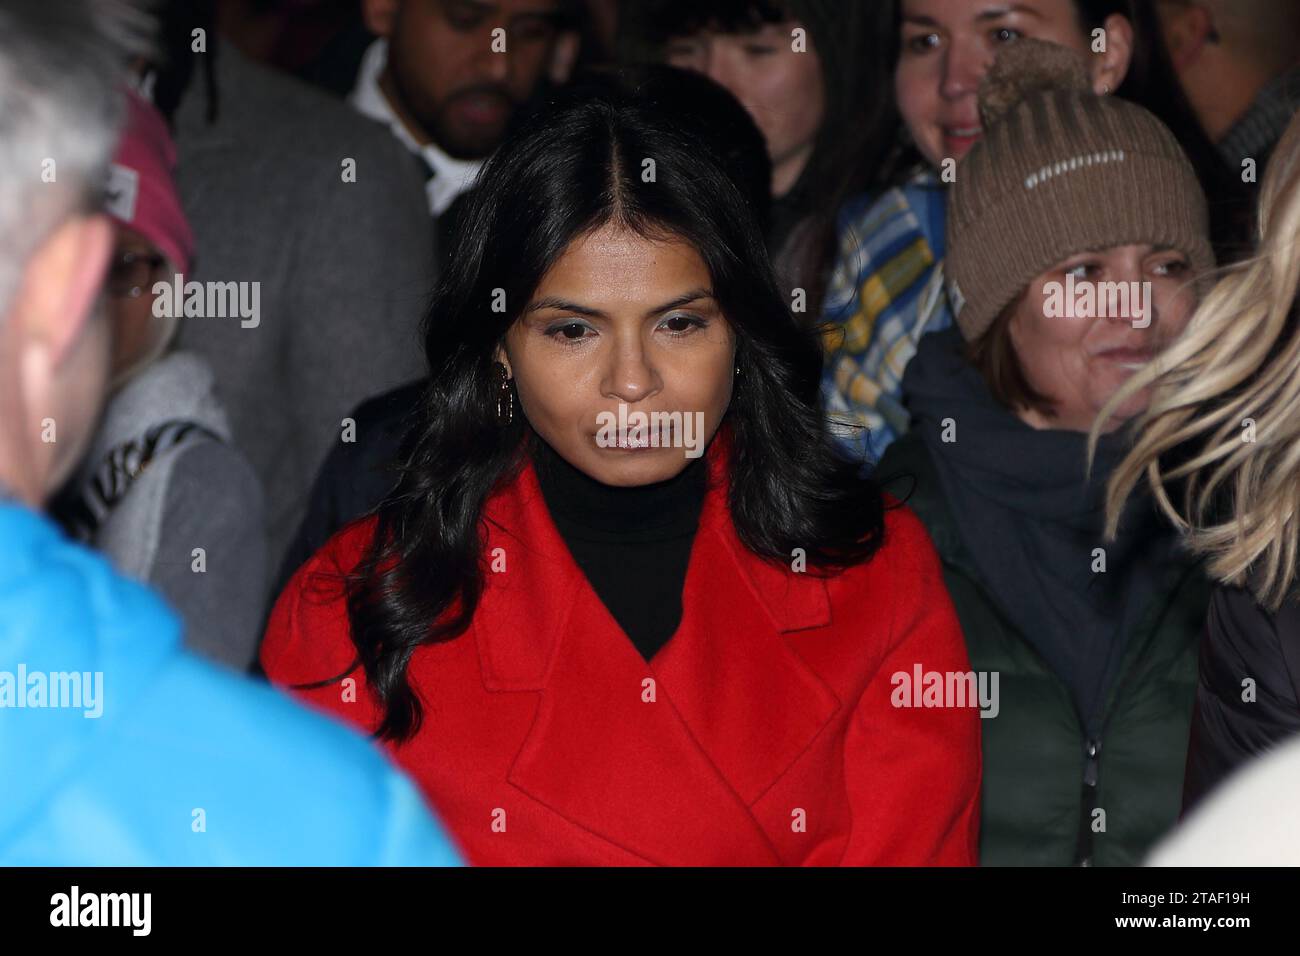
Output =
[
  {"x1": 1009, "y1": 243, "x2": 1198, "y2": 433},
  {"x1": 499, "y1": 224, "x2": 737, "y2": 487},
  {"x1": 896, "y1": 0, "x2": 1126, "y2": 167}
]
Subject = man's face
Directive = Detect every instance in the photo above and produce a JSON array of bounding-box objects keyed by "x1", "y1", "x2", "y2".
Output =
[
  {"x1": 383, "y1": 0, "x2": 565, "y2": 159},
  {"x1": 0, "y1": 213, "x2": 114, "y2": 506},
  {"x1": 43, "y1": 296, "x2": 111, "y2": 497}
]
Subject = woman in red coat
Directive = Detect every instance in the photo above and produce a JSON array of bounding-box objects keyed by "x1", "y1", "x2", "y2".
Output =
[{"x1": 262, "y1": 70, "x2": 980, "y2": 866}]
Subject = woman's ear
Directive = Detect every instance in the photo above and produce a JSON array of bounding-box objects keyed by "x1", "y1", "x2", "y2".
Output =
[
  {"x1": 1090, "y1": 14, "x2": 1135, "y2": 95},
  {"x1": 1159, "y1": 2, "x2": 1216, "y2": 72},
  {"x1": 493, "y1": 344, "x2": 512, "y2": 377}
]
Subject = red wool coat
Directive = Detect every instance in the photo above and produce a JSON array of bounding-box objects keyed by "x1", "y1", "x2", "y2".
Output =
[{"x1": 261, "y1": 437, "x2": 981, "y2": 866}]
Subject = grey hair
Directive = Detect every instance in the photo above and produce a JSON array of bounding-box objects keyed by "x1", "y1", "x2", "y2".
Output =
[{"x1": 0, "y1": 0, "x2": 154, "y2": 314}]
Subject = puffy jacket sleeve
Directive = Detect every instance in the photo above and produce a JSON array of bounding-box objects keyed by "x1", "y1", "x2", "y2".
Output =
[
  {"x1": 260, "y1": 517, "x2": 467, "y2": 865},
  {"x1": 369, "y1": 759, "x2": 466, "y2": 866},
  {"x1": 1182, "y1": 583, "x2": 1300, "y2": 812},
  {"x1": 840, "y1": 504, "x2": 982, "y2": 865}
]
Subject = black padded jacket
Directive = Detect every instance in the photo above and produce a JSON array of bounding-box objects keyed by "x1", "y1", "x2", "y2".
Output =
[{"x1": 1182, "y1": 583, "x2": 1300, "y2": 811}]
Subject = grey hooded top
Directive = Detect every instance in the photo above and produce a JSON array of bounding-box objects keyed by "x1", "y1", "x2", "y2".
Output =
[{"x1": 60, "y1": 350, "x2": 266, "y2": 671}]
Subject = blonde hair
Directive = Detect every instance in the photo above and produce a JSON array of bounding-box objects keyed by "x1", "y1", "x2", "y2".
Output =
[{"x1": 1097, "y1": 112, "x2": 1300, "y2": 609}]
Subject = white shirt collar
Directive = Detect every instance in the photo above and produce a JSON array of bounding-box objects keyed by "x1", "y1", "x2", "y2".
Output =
[{"x1": 349, "y1": 39, "x2": 483, "y2": 217}]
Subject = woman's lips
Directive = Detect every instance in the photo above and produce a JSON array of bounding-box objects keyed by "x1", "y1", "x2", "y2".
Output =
[
  {"x1": 592, "y1": 428, "x2": 673, "y2": 452},
  {"x1": 1096, "y1": 347, "x2": 1155, "y2": 370},
  {"x1": 942, "y1": 126, "x2": 982, "y2": 156}
]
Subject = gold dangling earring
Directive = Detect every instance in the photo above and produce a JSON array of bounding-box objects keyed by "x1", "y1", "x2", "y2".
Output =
[{"x1": 494, "y1": 361, "x2": 514, "y2": 426}]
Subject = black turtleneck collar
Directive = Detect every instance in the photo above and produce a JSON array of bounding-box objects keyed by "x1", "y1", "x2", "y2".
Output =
[
  {"x1": 528, "y1": 434, "x2": 710, "y2": 662},
  {"x1": 530, "y1": 434, "x2": 709, "y2": 543}
]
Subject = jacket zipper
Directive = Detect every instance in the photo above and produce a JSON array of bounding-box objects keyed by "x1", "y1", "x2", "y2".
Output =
[
  {"x1": 947, "y1": 558, "x2": 1198, "y2": 866},
  {"x1": 1079, "y1": 561, "x2": 1203, "y2": 865},
  {"x1": 905, "y1": 439, "x2": 1204, "y2": 867},
  {"x1": 945, "y1": 561, "x2": 1101, "y2": 863},
  {"x1": 1077, "y1": 736, "x2": 1101, "y2": 866}
]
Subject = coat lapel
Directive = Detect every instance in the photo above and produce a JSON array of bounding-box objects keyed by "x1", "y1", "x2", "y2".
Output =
[
  {"x1": 472, "y1": 431, "x2": 838, "y2": 864},
  {"x1": 651, "y1": 500, "x2": 842, "y2": 807}
]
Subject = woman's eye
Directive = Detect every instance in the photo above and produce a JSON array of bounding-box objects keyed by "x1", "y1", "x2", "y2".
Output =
[
  {"x1": 660, "y1": 314, "x2": 706, "y2": 334},
  {"x1": 991, "y1": 26, "x2": 1022, "y2": 43},
  {"x1": 546, "y1": 321, "x2": 592, "y2": 341},
  {"x1": 1064, "y1": 263, "x2": 1099, "y2": 280},
  {"x1": 904, "y1": 32, "x2": 941, "y2": 54},
  {"x1": 1151, "y1": 259, "x2": 1189, "y2": 277},
  {"x1": 665, "y1": 41, "x2": 703, "y2": 62}
]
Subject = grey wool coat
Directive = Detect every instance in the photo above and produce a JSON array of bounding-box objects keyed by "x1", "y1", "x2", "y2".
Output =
[{"x1": 172, "y1": 44, "x2": 435, "y2": 583}]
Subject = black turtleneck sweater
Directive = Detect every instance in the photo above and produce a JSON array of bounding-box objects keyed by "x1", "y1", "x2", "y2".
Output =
[{"x1": 531, "y1": 439, "x2": 708, "y2": 662}]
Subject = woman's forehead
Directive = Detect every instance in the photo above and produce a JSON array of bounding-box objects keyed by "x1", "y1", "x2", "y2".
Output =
[{"x1": 529, "y1": 226, "x2": 713, "y2": 302}]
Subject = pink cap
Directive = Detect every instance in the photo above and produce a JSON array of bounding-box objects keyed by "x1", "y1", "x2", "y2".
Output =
[{"x1": 105, "y1": 88, "x2": 194, "y2": 275}]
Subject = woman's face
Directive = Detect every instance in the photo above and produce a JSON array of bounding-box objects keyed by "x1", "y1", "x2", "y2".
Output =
[
  {"x1": 107, "y1": 225, "x2": 167, "y2": 382},
  {"x1": 1008, "y1": 243, "x2": 1198, "y2": 433},
  {"x1": 665, "y1": 20, "x2": 825, "y2": 198},
  {"x1": 499, "y1": 224, "x2": 738, "y2": 487},
  {"x1": 896, "y1": 0, "x2": 1133, "y2": 167}
]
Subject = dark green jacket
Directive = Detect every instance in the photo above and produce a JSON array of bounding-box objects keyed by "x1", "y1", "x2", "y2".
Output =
[{"x1": 878, "y1": 432, "x2": 1207, "y2": 866}]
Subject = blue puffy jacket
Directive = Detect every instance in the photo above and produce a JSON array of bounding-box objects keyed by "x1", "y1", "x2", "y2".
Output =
[{"x1": 0, "y1": 501, "x2": 463, "y2": 866}]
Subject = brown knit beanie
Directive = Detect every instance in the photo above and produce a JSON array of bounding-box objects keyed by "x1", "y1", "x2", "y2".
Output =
[{"x1": 945, "y1": 39, "x2": 1215, "y2": 341}]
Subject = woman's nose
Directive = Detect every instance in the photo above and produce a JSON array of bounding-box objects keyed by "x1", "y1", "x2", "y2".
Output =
[
  {"x1": 602, "y1": 348, "x2": 662, "y2": 404},
  {"x1": 942, "y1": 40, "x2": 989, "y2": 101},
  {"x1": 1102, "y1": 264, "x2": 1153, "y2": 327}
]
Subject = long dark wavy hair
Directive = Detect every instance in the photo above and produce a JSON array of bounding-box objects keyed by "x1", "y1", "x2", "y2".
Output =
[{"x1": 335, "y1": 69, "x2": 886, "y2": 742}]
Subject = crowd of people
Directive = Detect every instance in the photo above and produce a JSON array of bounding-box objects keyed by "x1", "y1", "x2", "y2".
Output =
[{"x1": 3, "y1": 0, "x2": 1300, "y2": 867}]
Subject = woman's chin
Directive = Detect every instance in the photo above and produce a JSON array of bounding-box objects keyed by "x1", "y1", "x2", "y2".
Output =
[
  {"x1": 579, "y1": 446, "x2": 693, "y2": 487},
  {"x1": 1094, "y1": 393, "x2": 1150, "y2": 432}
]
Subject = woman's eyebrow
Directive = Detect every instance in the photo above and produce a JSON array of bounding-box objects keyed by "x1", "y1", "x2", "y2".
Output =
[
  {"x1": 904, "y1": 4, "x2": 1042, "y2": 28},
  {"x1": 644, "y1": 288, "x2": 716, "y2": 318},
  {"x1": 524, "y1": 297, "x2": 608, "y2": 319},
  {"x1": 523, "y1": 288, "x2": 716, "y2": 320},
  {"x1": 975, "y1": 4, "x2": 1045, "y2": 21}
]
